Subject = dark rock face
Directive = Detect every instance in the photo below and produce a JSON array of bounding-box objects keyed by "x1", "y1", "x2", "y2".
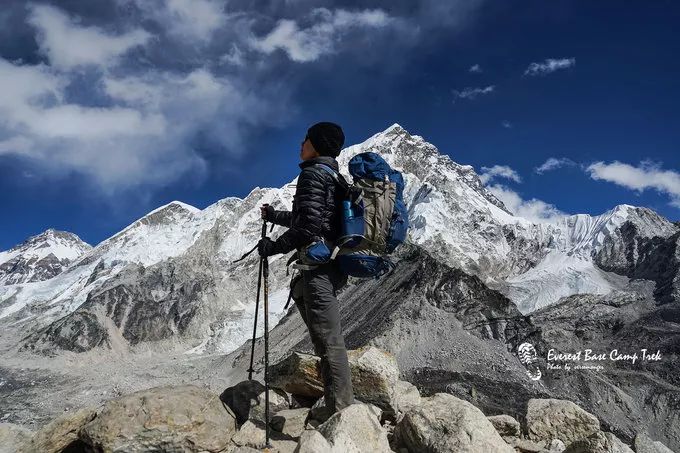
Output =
[
  {"x1": 595, "y1": 220, "x2": 680, "y2": 305},
  {"x1": 22, "y1": 259, "x2": 209, "y2": 354},
  {"x1": 0, "y1": 253, "x2": 68, "y2": 285},
  {"x1": 22, "y1": 311, "x2": 109, "y2": 353}
]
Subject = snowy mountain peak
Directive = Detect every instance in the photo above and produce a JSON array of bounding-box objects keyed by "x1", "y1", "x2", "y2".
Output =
[
  {"x1": 337, "y1": 124, "x2": 511, "y2": 216},
  {"x1": 145, "y1": 200, "x2": 201, "y2": 217},
  {"x1": 0, "y1": 229, "x2": 92, "y2": 285}
]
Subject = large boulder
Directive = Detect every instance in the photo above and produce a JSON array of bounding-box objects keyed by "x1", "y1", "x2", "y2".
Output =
[
  {"x1": 270, "y1": 353, "x2": 325, "y2": 398},
  {"x1": 526, "y1": 399, "x2": 600, "y2": 445},
  {"x1": 348, "y1": 346, "x2": 400, "y2": 413},
  {"x1": 564, "y1": 431, "x2": 634, "y2": 453},
  {"x1": 394, "y1": 392, "x2": 515, "y2": 453},
  {"x1": 20, "y1": 407, "x2": 96, "y2": 453},
  {"x1": 0, "y1": 423, "x2": 32, "y2": 453},
  {"x1": 394, "y1": 380, "x2": 421, "y2": 417},
  {"x1": 634, "y1": 433, "x2": 675, "y2": 453},
  {"x1": 271, "y1": 347, "x2": 400, "y2": 413},
  {"x1": 80, "y1": 384, "x2": 237, "y2": 453},
  {"x1": 314, "y1": 403, "x2": 391, "y2": 453}
]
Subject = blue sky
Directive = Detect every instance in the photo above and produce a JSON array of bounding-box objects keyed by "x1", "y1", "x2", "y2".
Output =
[{"x1": 1, "y1": 0, "x2": 679, "y2": 250}]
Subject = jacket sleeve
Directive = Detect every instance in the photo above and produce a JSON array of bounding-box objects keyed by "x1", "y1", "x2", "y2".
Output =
[
  {"x1": 273, "y1": 168, "x2": 328, "y2": 254},
  {"x1": 267, "y1": 209, "x2": 292, "y2": 227}
]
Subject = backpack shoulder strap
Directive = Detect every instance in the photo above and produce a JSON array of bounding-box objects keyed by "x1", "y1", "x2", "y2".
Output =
[{"x1": 313, "y1": 163, "x2": 350, "y2": 193}]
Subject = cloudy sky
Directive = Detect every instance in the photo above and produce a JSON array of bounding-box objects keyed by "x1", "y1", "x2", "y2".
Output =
[{"x1": 1, "y1": 0, "x2": 679, "y2": 249}]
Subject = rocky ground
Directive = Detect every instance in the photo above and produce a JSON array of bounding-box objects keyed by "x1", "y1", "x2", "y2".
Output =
[
  {"x1": 1, "y1": 346, "x2": 674, "y2": 453},
  {"x1": 1, "y1": 244, "x2": 678, "y2": 452}
]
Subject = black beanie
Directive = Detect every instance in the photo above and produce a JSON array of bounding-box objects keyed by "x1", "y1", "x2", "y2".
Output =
[{"x1": 307, "y1": 122, "x2": 344, "y2": 158}]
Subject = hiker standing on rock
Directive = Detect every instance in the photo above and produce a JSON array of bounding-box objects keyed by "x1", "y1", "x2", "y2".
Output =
[{"x1": 257, "y1": 121, "x2": 355, "y2": 416}]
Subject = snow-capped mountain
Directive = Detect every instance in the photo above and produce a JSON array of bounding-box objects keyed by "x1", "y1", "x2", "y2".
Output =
[
  {"x1": 1, "y1": 123, "x2": 678, "y2": 356},
  {"x1": 0, "y1": 229, "x2": 91, "y2": 286},
  {"x1": 337, "y1": 125, "x2": 678, "y2": 312}
]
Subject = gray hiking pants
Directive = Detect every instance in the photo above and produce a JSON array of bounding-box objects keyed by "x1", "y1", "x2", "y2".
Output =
[{"x1": 291, "y1": 260, "x2": 355, "y2": 412}]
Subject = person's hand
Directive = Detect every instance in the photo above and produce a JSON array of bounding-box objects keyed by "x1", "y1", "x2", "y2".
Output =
[
  {"x1": 260, "y1": 204, "x2": 274, "y2": 220},
  {"x1": 257, "y1": 237, "x2": 277, "y2": 257}
]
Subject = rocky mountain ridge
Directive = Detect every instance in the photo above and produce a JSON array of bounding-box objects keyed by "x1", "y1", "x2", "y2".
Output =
[
  {"x1": 0, "y1": 229, "x2": 91, "y2": 286},
  {"x1": 2, "y1": 124, "x2": 678, "y2": 359}
]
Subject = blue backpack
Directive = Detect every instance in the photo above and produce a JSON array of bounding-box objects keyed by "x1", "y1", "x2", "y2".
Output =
[{"x1": 310, "y1": 152, "x2": 409, "y2": 279}]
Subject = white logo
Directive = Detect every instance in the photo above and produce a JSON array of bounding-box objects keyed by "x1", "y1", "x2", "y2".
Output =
[{"x1": 518, "y1": 342, "x2": 542, "y2": 381}]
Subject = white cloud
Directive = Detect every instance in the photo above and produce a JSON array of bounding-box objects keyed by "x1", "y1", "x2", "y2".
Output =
[
  {"x1": 487, "y1": 184, "x2": 568, "y2": 224},
  {"x1": 452, "y1": 85, "x2": 495, "y2": 102},
  {"x1": 469, "y1": 64, "x2": 482, "y2": 73},
  {"x1": 249, "y1": 8, "x2": 393, "y2": 62},
  {"x1": 535, "y1": 157, "x2": 576, "y2": 174},
  {"x1": 586, "y1": 160, "x2": 680, "y2": 208},
  {"x1": 0, "y1": 3, "x2": 297, "y2": 195},
  {"x1": 502, "y1": 120, "x2": 512, "y2": 129},
  {"x1": 524, "y1": 58, "x2": 575, "y2": 76},
  {"x1": 0, "y1": 1, "x2": 487, "y2": 200},
  {"x1": 122, "y1": 0, "x2": 226, "y2": 42},
  {"x1": 0, "y1": 54, "x2": 284, "y2": 193},
  {"x1": 27, "y1": 4, "x2": 150, "y2": 69},
  {"x1": 479, "y1": 164, "x2": 522, "y2": 184},
  {"x1": 220, "y1": 44, "x2": 245, "y2": 67},
  {"x1": 0, "y1": 136, "x2": 32, "y2": 154}
]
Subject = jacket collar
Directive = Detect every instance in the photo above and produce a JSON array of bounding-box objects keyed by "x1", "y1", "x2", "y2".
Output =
[{"x1": 299, "y1": 155, "x2": 339, "y2": 171}]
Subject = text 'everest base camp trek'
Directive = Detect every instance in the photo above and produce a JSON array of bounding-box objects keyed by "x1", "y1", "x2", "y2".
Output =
[{"x1": 1, "y1": 124, "x2": 678, "y2": 453}]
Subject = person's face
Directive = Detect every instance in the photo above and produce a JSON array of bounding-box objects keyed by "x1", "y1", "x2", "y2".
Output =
[{"x1": 300, "y1": 135, "x2": 319, "y2": 161}]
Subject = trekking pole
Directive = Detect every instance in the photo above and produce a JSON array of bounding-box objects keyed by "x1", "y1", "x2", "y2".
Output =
[
  {"x1": 247, "y1": 219, "x2": 268, "y2": 380},
  {"x1": 262, "y1": 231, "x2": 273, "y2": 449}
]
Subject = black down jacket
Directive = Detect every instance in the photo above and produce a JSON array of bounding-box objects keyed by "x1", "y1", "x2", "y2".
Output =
[{"x1": 268, "y1": 156, "x2": 346, "y2": 255}]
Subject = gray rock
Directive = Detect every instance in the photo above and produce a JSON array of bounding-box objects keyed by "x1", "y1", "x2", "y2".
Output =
[
  {"x1": 250, "y1": 388, "x2": 291, "y2": 426},
  {"x1": 487, "y1": 414, "x2": 521, "y2": 437},
  {"x1": 526, "y1": 399, "x2": 600, "y2": 445},
  {"x1": 294, "y1": 430, "x2": 333, "y2": 453},
  {"x1": 347, "y1": 346, "x2": 400, "y2": 414},
  {"x1": 394, "y1": 392, "x2": 515, "y2": 453},
  {"x1": 0, "y1": 423, "x2": 32, "y2": 453},
  {"x1": 504, "y1": 437, "x2": 550, "y2": 453},
  {"x1": 316, "y1": 403, "x2": 391, "y2": 453},
  {"x1": 634, "y1": 433, "x2": 675, "y2": 453},
  {"x1": 270, "y1": 352, "x2": 325, "y2": 398},
  {"x1": 80, "y1": 384, "x2": 236, "y2": 452},
  {"x1": 394, "y1": 379, "x2": 421, "y2": 416},
  {"x1": 549, "y1": 438, "x2": 567, "y2": 452},
  {"x1": 20, "y1": 407, "x2": 96, "y2": 453},
  {"x1": 230, "y1": 420, "x2": 297, "y2": 453},
  {"x1": 271, "y1": 408, "x2": 310, "y2": 439},
  {"x1": 564, "y1": 431, "x2": 634, "y2": 453},
  {"x1": 272, "y1": 346, "x2": 401, "y2": 415},
  {"x1": 228, "y1": 447, "x2": 262, "y2": 453}
]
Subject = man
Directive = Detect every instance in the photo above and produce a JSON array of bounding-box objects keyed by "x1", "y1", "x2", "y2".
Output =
[{"x1": 257, "y1": 121, "x2": 355, "y2": 416}]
